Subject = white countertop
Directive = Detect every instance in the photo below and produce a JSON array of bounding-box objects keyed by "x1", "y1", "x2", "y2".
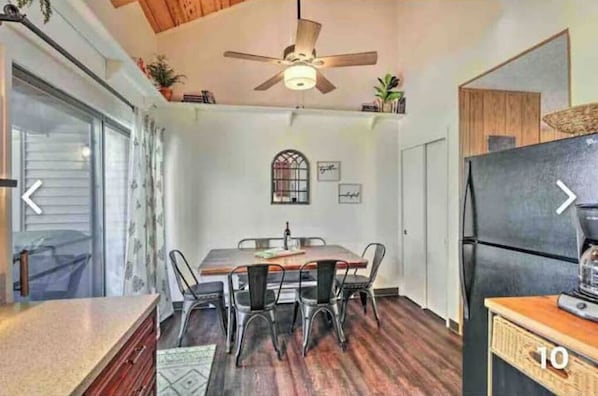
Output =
[{"x1": 0, "y1": 295, "x2": 159, "y2": 396}]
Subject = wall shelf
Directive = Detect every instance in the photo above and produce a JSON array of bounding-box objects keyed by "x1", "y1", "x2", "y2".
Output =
[{"x1": 162, "y1": 102, "x2": 404, "y2": 130}]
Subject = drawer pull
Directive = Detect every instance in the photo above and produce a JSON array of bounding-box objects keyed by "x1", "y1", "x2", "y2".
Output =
[
  {"x1": 128, "y1": 345, "x2": 147, "y2": 365},
  {"x1": 529, "y1": 351, "x2": 569, "y2": 379}
]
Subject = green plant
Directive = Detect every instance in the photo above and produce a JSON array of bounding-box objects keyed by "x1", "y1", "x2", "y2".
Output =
[
  {"x1": 374, "y1": 74, "x2": 403, "y2": 103},
  {"x1": 147, "y1": 55, "x2": 186, "y2": 89},
  {"x1": 15, "y1": 0, "x2": 52, "y2": 23}
]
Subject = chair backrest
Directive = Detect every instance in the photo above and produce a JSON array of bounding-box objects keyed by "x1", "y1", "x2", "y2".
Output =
[
  {"x1": 228, "y1": 264, "x2": 285, "y2": 311},
  {"x1": 297, "y1": 237, "x2": 327, "y2": 247},
  {"x1": 168, "y1": 250, "x2": 200, "y2": 298},
  {"x1": 361, "y1": 243, "x2": 386, "y2": 284},
  {"x1": 299, "y1": 259, "x2": 349, "y2": 304},
  {"x1": 237, "y1": 238, "x2": 282, "y2": 249},
  {"x1": 237, "y1": 237, "x2": 326, "y2": 249}
]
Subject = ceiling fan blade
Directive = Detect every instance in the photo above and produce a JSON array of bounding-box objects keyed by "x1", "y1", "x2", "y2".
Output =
[
  {"x1": 224, "y1": 51, "x2": 285, "y2": 65},
  {"x1": 316, "y1": 71, "x2": 336, "y2": 94},
  {"x1": 314, "y1": 51, "x2": 378, "y2": 68},
  {"x1": 295, "y1": 19, "x2": 322, "y2": 58},
  {"x1": 255, "y1": 71, "x2": 285, "y2": 91}
]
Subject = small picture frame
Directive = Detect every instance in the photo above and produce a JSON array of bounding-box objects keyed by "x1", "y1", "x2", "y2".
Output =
[
  {"x1": 317, "y1": 161, "x2": 341, "y2": 182},
  {"x1": 338, "y1": 183, "x2": 362, "y2": 204}
]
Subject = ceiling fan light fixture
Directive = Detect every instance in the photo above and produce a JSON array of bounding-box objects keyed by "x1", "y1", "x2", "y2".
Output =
[{"x1": 284, "y1": 64, "x2": 316, "y2": 90}]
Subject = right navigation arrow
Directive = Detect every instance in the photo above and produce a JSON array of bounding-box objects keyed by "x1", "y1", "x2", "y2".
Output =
[{"x1": 556, "y1": 180, "x2": 576, "y2": 215}]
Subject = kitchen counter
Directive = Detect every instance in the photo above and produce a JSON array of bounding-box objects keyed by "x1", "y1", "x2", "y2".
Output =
[
  {"x1": 485, "y1": 295, "x2": 598, "y2": 396},
  {"x1": 0, "y1": 295, "x2": 159, "y2": 395}
]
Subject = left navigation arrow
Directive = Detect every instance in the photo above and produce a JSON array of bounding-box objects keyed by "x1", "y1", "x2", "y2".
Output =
[{"x1": 22, "y1": 179, "x2": 43, "y2": 215}]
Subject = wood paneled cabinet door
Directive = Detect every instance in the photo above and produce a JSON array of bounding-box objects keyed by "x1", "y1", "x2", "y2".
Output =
[{"x1": 459, "y1": 88, "x2": 559, "y2": 158}]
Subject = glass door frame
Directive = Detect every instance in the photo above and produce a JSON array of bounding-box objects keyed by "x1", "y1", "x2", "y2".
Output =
[{"x1": 7, "y1": 64, "x2": 131, "y2": 301}]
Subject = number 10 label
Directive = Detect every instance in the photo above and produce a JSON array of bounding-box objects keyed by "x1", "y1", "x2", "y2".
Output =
[{"x1": 537, "y1": 346, "x2": 569, "y2": 369}]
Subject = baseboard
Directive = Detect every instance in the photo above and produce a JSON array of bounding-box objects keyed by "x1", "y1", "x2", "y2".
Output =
[
  {"x1": 448, "y1": 318, "x2": 460, "y2": 334},
  {"x1": 374, "y1": 287, "x2": 399, "y2": 297},
  {"x1": 171, "y1": 287, "x2": 400, "y2": 311}
]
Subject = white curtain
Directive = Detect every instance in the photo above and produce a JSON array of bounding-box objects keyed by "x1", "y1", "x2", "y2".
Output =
[{"x1": 123, "y1": 113, "x2": 173, "y2": 321}]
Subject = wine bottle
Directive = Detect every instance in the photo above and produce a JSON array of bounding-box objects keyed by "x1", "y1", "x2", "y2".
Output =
[{"x1": 284, "y1": 221, "x2": 291, "y2": 250}]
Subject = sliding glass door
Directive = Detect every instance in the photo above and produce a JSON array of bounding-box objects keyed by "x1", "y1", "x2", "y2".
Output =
[{"x1": 11, "y1": 67, "x2": 130, "y2": 302}]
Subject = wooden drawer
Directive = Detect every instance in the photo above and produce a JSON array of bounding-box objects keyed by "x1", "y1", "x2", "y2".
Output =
[
  {"x1": 492, "y1": 315, "x2": 598, "y2": 396},
  {"x1": 85, "y1": 309, "x2": 157, "y2": 396}
]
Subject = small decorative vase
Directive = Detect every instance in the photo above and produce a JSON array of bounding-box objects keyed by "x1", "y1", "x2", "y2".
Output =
[
  {"x1": 159, "y1": 87, "x2": 173, "y2": 101},
  {"x1": 382, "y1": 101, "x2": 392, "y2": 113}
]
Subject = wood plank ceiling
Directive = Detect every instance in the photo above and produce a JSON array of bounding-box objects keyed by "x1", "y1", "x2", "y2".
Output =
[{"x1": 111, "y1": 0, "x2": 247, "y2": 33}]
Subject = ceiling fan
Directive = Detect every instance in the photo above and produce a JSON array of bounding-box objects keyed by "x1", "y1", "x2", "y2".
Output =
[{"x1": 223, "y1": 0, "x2": 378, "y2": 94}]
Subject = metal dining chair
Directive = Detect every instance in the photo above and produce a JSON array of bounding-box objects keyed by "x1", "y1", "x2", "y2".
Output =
[
  {"x1": 169, "y1": 250, "x2": 227, "y2": 347},
  {"x1": 227, "y1": 264, "x2": 285, "y2": 366},
  {"x1": 290, "y1": 259, "x2": 349, "y2": 356},
  {"x1": 237, "y1": 237, "x2": 327, "y2": 249},
  {"x1": 338, "y1": 243, "x2": 386, "y2": 326}
]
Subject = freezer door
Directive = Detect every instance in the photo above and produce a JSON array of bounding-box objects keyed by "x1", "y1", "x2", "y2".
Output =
[
  {"x1": 462, "y1": 244, "x2": 578, "y2": 396},
  {"x1": 468, "y1": 133, "x2": 598, "y2": 259}
]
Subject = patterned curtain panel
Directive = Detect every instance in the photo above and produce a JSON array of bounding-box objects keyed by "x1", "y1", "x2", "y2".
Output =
[{"x1": 124, "y1": 113, "x2": 173, "y2": 321}]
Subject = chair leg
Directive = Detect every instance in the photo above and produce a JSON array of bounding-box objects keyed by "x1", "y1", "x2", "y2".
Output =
[
  {"x1": 268, "y1": 310, "x2": 283, "y2": 360},
  {"x1": 341, "y1": 290, "x2": 351, "y2": 326},
  {"x1": 330, "y1": 303, "x2": 347, "y2": 351},
  {"x1": 290, "y1": 300, "x2": 299, "y2": 334},
  {"x1": 359, "y1": 291, "x2": 368, "y2": 314},
  {"x1": 226, "y1": 304, "x2": 234, "y2": 354},
  {"x1": 302, "y1": 305, "x2": 315, "y2": 357},
  {"x1": 177, "y1": 300, "x2": 195, "y2": 347},
  {"x1": 367, "y1": 288, "x2": 381, "y2": 327},
  {"x1": 235, "y1": 312, "x2": 249, "y2": 367},
  {"x1": 216, "y1": 296, "x2": 227, "y2": 336}
]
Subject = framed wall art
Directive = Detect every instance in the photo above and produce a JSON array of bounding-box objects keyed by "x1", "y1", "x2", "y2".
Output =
[
  {"x1": 338, "y1": 183, "x2": 362, "y2": 204},
  {"x1": 317, "y1": 161, "x2": 341, "y2": 182}
]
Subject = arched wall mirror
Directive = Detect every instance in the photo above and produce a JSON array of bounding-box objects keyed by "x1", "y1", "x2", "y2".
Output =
[{"x1": 271, "y1": 149, "x2": 310, "y2": 205}]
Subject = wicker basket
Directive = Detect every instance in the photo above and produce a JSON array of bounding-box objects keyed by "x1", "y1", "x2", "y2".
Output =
[
  {"x1": 492, "y1": 316, "x2": 598, "y2": 396},
  {"x1": 543, "y1": 103, "x2": 598, "y2": 135}
]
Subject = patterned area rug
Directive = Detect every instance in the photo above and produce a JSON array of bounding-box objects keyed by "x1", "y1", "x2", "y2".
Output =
[{"x1": 157, "y1": 345, "x2": 216, "y2": 396}]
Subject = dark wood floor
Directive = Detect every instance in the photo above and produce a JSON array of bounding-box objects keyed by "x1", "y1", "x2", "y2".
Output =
[{"x1": 159, "y1": 296, "x2": 462, "y2": 395}]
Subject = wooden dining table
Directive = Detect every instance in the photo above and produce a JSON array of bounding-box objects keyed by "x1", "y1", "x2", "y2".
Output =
[{"x1": 198, "y1": 245, "x2": 367, "y2": 276}]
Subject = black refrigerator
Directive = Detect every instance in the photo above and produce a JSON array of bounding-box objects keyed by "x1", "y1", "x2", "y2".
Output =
[{"x1": 461, "y1": 132, "x2": 598, "y2": 396}]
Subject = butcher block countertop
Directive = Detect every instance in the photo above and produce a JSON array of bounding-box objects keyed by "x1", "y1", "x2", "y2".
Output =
[
  {"x1": 0, "y1": 295, "x2": 159, "y2": 396},
  {"x1": 485, "y1": 295, "x2": 598, "y2": 362}
]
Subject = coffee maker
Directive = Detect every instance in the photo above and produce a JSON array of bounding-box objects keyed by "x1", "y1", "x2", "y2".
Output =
[{"x1": 558, "y1": 204, "x2": 598, "y2": 321}]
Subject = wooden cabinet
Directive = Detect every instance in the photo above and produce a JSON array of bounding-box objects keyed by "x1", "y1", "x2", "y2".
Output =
[
  {"x1": 85, "y1": 309, "x2": 157, "y2": 396},
  {"x1": 486, "y1": 296, "x2": 598, "y2": 396},
  {"x1": 460, "y1": 88, "x2": 543, "y2": 157}
]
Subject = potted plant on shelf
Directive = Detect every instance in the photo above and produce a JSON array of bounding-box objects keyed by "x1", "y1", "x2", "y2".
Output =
[
  {"x1": 375, "y1": 74, "x2": 403, "y2": 113},
  {"x1": 147, "y1": 55, "x2": 186, "y2": 101},
  {"x1": 15, "y1": 0, "x2": 52, "y2": 23}
]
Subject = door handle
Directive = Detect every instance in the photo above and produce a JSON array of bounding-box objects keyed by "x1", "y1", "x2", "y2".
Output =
[
  {"x1": 403, "y1": 230, "x2": 407, "y2": 235},
  {"x1": 19, "y1": 250, "x2": 30, "y2": 297}
]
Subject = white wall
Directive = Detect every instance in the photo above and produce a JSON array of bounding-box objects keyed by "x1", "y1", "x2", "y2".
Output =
[
  {"x1": 84, "y1": 0, "x2": 157, "y2": 60},
  {"x1": 156, "y1": 106, "x2": 400, "y2": 301},
  {"x1": 395, "y1": 0, "x2": 598, "y2": 322},
  {"x1": 155, "y1": 0, "x2": 399, "y2": 109}
]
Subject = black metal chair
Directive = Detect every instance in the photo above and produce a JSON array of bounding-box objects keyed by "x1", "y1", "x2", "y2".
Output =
[
  {"x1": 169, "y1": 250, "x2": 227, "y2": 347},
  {"x1": 290, "y1": 259, "x2": 349, "y2": 356},
  {"x1": 237, "y1": 237, "x2": 326, "y2": 249},
  {"x1": 227, "y1": 264, "x2": 285, "y2": 366},
  {"x1": 338, "y1": 243, "x2": 386, "y2": 326}
]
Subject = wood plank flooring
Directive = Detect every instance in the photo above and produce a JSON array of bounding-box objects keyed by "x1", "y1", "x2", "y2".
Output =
[{"x1": 159, "y1": 296, "x2": 462, "y2": 395}]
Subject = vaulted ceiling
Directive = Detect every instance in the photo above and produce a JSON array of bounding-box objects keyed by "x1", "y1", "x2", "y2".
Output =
[{"x1": 110, "y1": 0, "x2": 248, "y2": 33}]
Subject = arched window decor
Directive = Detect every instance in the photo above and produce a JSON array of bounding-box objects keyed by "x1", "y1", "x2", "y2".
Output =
[{"x1": 271, "y1": 149, "x2": 310, "y2": 204}]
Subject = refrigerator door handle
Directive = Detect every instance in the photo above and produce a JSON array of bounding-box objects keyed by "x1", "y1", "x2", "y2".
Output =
[{"x1": 460, "y1": 160, "x2": 473, "y2": 320}]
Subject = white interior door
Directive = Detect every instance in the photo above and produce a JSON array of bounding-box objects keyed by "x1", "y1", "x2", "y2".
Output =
[
  {"x1": 425, "y1": 139, "x2": 448, "y2": 318},
  {"x1": 401, "y1": 145, "x2": 426, "y2": 307}
]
